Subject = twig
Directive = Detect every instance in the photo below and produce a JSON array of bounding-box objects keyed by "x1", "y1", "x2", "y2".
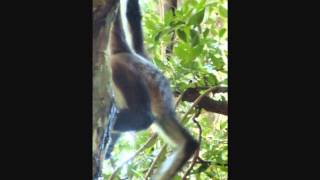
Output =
[
  {"x1": 175, "y1": 90, "x2": 186, "y2": 108},
  {"x1": 182, "y1": 108, "x2": 202, "y2": 180},
  {"x1": 180, "y1": 86, "x2": 228, "y2": 115},
  {"x1": 197, "y1": 157, "x2": 228, "y2": 167},
  {"x1": 144, "y1": 145, "x2": 167, "y2": 179},
  {"x1": 181, "y1": 86, "x2": 219, "y2": 124}
]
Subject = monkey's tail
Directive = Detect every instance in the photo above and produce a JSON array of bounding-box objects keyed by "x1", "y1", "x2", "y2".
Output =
[{"x1": 108, "y1": 6, "x2": 131, "y2": 55}]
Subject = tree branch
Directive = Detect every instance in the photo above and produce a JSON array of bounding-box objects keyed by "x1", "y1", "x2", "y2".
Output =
[
  {"x1": 197, "y1": 157, "x2": 228, "y2": 167},
  {"x1": 175, "y1": 87, "x2": 228, "y2": 116},
  {"x1": 180, "y1": 86, "x2": 225, "y2": 124},
  {"x1": 93, "y1": 0, "x2": 118, "y2": 38}
]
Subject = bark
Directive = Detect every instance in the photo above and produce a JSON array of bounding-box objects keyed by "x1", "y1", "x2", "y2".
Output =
[{"x1": 92, "y1": 1, "x2": 118, "y2": 179}]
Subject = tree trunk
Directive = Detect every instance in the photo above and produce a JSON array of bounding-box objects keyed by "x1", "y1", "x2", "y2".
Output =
[{"x1": 92, "y1": 1, "x2": 118, "y2": 179}]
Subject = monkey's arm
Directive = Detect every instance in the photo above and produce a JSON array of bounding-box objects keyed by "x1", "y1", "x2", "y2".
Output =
[
  {"x1": 125, "y1": 0, "x2": 149, "y2": 59},
  {"x1": 109, "y1": 5, "x2": 131, "y2": 55}
]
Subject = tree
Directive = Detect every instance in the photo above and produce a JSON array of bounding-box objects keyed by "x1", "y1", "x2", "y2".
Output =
[{"x1": 92, "y1": 0, "x2": 117, "y2": 179}]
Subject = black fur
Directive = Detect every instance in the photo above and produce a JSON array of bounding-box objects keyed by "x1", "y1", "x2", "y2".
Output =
[
  {"x1": 126, "y1": 0, "x2": 147, "y2": 58},
  {"x1": 114, "y1": 109, "x2": 154, "y2": 131}
]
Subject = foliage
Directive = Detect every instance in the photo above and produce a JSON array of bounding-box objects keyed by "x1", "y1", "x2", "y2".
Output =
[
  {"x1": 103, "y1": 0, "x2": 228, "y2": 179},
  {"x1": 143, "y1": 0, "x2": 228, "y2": 92}
]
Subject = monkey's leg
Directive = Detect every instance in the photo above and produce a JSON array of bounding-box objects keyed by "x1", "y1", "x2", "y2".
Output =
[
  {"x1": 113, "y1": 109, "x2": 154, "y2": 132},
  {"x1": 111, "y1": 59, "x2": 154, "y2": 132},
  {"x1": 153, "y1": 115, "x2": 198, "y2": 180}
]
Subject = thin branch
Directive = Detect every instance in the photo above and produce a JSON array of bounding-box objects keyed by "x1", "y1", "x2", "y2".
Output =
[
  {"x1": 182, "y1": 108, "x2": 202, "y2": 180},
  {"x1": 109, "y1": 133, "x2": 158, "y2": 180},
  {"x1": 175, "y1": 90, "x2": 186, "y2": 108},
  {"x1": 144, "y1": 145, "x2": 167, "y2": 179},
  {"x1": 211, "y1": 86, "x2": 228, "y2": 94},
  {"x1": 197, "y1": 157, "x2": 228, "y2": 167},
  {"x1": 181, "y1": 86, "x2": 219, "y2": 124}
]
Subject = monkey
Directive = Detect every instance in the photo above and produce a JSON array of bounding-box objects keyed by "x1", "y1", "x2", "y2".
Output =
[{"x1": 106, "y1": 0, "x2": 198, "y2": 179}]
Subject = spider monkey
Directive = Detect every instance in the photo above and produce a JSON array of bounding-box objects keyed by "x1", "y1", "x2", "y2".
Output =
[{"x1": 106, "y1": 0, "x2": 198, "y2": 179}]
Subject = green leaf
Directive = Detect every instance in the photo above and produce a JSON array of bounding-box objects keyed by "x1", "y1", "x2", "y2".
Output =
[
  {"x1": 190, "y1": 44, "x2": 203, "y2": 59},
  {"x1": 207, "y1": 75, "x2": 218, "y2": 85},
  {"x1": 205, "y1": 170, "x2": 216, "y2": 178},
  {"x1": 188, "y1": 9, "x2": 205, "y2": 25},
  {"x1": 206, "y1": 2, "x2": 218, "y2": 8},
  {"x1": 164, "y1": 11, "x2": 174, "y2": 25},
  {"x1": 194, "y1": 163, "x2": 210, "y2": 173},
  {"x1": 219, "y1": 28, "x2": 226, "y2": 38},
  {"x1": 174, "y1": 43, "x2": 189, "y2": 61},
  {"x1": 177, "y1": 82, "x2": 188, "y2": 90},
  {"x1": 222, "y1": 78, "x2": 228, "y2": 85},
  {"x1": 154, "y1": 31, "x2": 162, "y2": 42},
  {"x1": 154, "y1": 28, "x2": 173, "y2": 42},
  {"x1": 144, "y1": 16, "x2": 159, "y2": 30},
  {"x1": 191, "y1": 34, "x2": 200, "y2": 47},
  {"x1": 169, "y1": 20, "x2": 185, "y2": 28},
  {"x1": 181, "y1": 57, "x2": 193, "y2": 69},
  {"x1": 219, "y1": 5, "x2": 228, "y2": 18},
  {"x1": 177, "y1": 29, "x2": 187, "y2": 42},
  {"x1": 190, "y1": 29, "x2": 197, "y2": 39},
  {"x1": 130, "y1": 168, "x2": 144, "y2": 178},
  {"x1": 190, "y1": 29, "x2": 200, "y2": 47},
  {"x1": 197, "y1": 0, "x2": 207, "y2": 10},
  {"x1": 203, "y1": 28, "x2": 209, "y2": 38},
  {"x1": 213, "y1": 57, "x2": 225, "y2": 70},
  {"x1": 220, "y1": 120, "x2": 228, "y2": 130}
]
